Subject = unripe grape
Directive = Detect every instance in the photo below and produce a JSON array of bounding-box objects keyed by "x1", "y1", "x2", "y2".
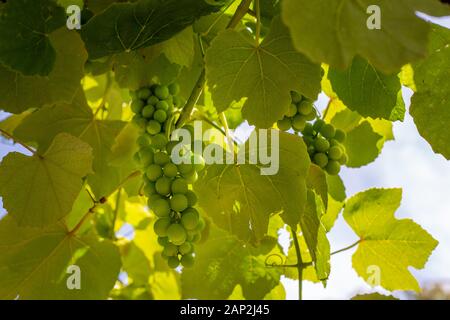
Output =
[
  {"x1": 167, "y1": 256, "x2": 180, "y2": 268},
  {"x1": 173, "y1": 95, "x2": 182, "y2": 107},
  {"x1": 154, "y1": 85, "x2": 170, "y2": 100},
  {"x1": 313, "y1": 153, "x2": 329, "y2": 168},
  {"x1": 178, "y1": 242, "x2": 193, "y2": 255},
  {"x1": 132, "y1": 115, "x2": 147, "y2": 130},
  {"x1": 313, "y1": 119, "x2": 325, "y2": 132},
  {"x1": 153, "y1": 109, "x2": 168, "y2": 123},
  {"x1": 169, "y1": 83, "x2": 180, "y2": 95},
  {"x1": 305, "y1": 108, "x2": 317, "y2": 121},
  {"x1": 292, "y1": 115, "x2": 306, "y2": 131},
  {"x1": 158, "y1": 236, "x2": 169, "y2": 246},
  {"x1": 139, "y1": 148, "x2": 154, "y2": 166},
  {"x1": 148, "y1": 194, "x2": 163, "y2": 204},
  {"x1": 151, "y1": 198, "x2": 170, "y2": 217},
  {"x1": 328, "y1": 146, "x2": 343, "y2": 161},
  {"x1": 185, "y1": 190, "x2": 198, "y2": 207},
  {"x1": 170, "y1": 194, "x2": 189, "y2": 212},
  {"x1": 154, "y1": 217, "x2": 171, "y2": 237},
  {"x1": 156, "y1": 100, "x2": 169, "y2": 111},
  {"x1": 277, "y1": 117, "x2": 292, "y2": 131},
  {"x1": 163, "y1": 163, "x2": 178, "y2": 178},
  {"x1": 302, "y1": 123, "x2": 315, "y2": 136},
  {"x1": 147, "y1": 95, "x2": 160, "y2": 106},
  {"x1": 196, "y1": 217, "x2": 206, "y2": 232},
  {"x1": 339, "y1": 152, "x2": 348, "y2": 165},
  {"x1": 144, "y1": 182, "x2": 156, "y2": 196},
  {"x1": 329, "y1": 139, "x2": 340, "y2": 147},
  {"x1": 325, "y1": 160, "x2": 341, "y2": 175},
  {"x1": 133, "y1": 152, "x2": 141, "y2": 164},
  {"x1": 131, "y1": 99, "x2": 145, "y2": 113},
  {"x1": 184, "y1": 170, "x2": 198, "y2": 184},
  {"x1": 320, "y1": 124, "x2": 336, "y2": 139},
  {"x1": 307, "y1": 145, "x2": 315, "y2": 156},
  {"x1": 155, "y1": 176, "x2": 172, "y2": 196},
  {"x1": 191, "y1": 154, "x2": 205, "y2": 172},
  {"x1": 290, "y1": 91, "x2": 303, "y2": 104},
  {"x1": 154, "y1": 152, "x2": 170, "y2": 165},
  {"x1": 178, "y1": 163, "x2": 194, "y2": 175},
  {"x1": 334, "y1": 129, "x2": 347, "y2": 142},
  {"x1": 191, "y1": 233, "x2": 201, "y2": 243},
  {"x1": 314, "y1": 136, "x2": 330, "y2": 152},
  {"x1": 181, "y1": 209, "x2": 200, "y2": 230},
  {"x1": 287, "y1": 104, "x2": 298, "y2": 117},
  {"x1": 298, "y1": 101, "x2": 313, "y2": 116},
  {"x1": 162, "y1": 243, "x2": 178, "y2": 256},
  {"x1": 171, "y1": 178, "x2": 189, "y2": 194},
  {"x1": 137, "y1": 134, "x2": 151, "y2": 147},
  {"x1": 167, "y1": 223, "x2": 187, "y2": 244},
  {"x1": 166, "y1": 140, "x2": 180, "y2": 155},
  {"x1": 141, "y1": 105, "x2": 155, "y2": 118},
  {"x1": 146, "y1": 120, "x2": 161, "y2": 135},
  {"x1": 152, "y1": 134, "x2": 169, "y2": 150},
  {"x1": 180, "y1": 253, "x2": 195, "y2": 268},
  {"x1": 138, "y1": 87, "x2": 151, "y2": 100},
  {"x1": 303, "y1": 136, "x2": 314, "y2": 146},
  {"x1": 146, "y1": 164, "x2": 162, "y2": 181}
]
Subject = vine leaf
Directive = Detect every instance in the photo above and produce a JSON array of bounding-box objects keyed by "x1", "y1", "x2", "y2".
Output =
[
  {"x1": 181, "y1": 225, "x2": 281, "y2": 300},
  {"x1": 0, "y1": 29, "x2": 87, "y2": 114},
  {"x1": 410, "y1": 24, "x2": 450, "y2": 160},
  {"x1": 344, "y1": 188, "x2": 438, "y2": 291},
  {"x1": 282, "y1": 0, "x2": 450, "y2": 73},
  {"x1": 0, "y1": 133, "x2": 93, "y2": 227},
  {"x1": 0, "y1": 217, "x2": 121, "y2": 299},
  {"x1": 81, "y1": 0, "x2": 221, "y2": 59},
  {"x1": 329, "y1": 57, "x2": 404, "y2": 121},
  {"x1": 0, "y1": 0, "x2": 66, "y2": 76},
  {"x1": 158, "y1": 26, "x2": 195, "y2": 68},
  {"x1": 205, "y1": 15, "x2": 321, "y2": 128},
  {"x1": 194, "y1": 130, "x2": 310, "y2": 242}
]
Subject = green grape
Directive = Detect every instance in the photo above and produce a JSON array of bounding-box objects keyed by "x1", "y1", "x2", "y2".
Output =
[
  {"x1": 163, "y1": 163, "x2": 178, "y2": 178},
  {"x1": 170, "y1": 194, "x2": 189, "y2": 212},
  {"x1": 148, "y1": 194, "x2": 163, "y2": 204},
  {"x1": 151, "y1": 198, "x2": 170, "y2": 217},
  {"x1": 141, "y1": 105, "x2": 155, "y2": 118},
  {"x1": 169, "y1": 83, "x2": 180, "y2": 95},
  {"x1": 191, "y1": 154, "x2": 205, "y2": 172},
  {"x1": 196, "y1": 217, "x2": 206, "y2": 232},
  {"x1": 313, "y1": 153, "x2": 329, "y2": 168},
  {"x1": 132, "y1": 115, "x2": 147, "y2": 130},
  {"x1": 153, "y1": 109, "x2": 168, "y2": 123},
  {"x1": 302, "y1": 123, "x2": 315, "y2": 136},
  {"x1": 166, "y1": 140, "x2": 180, "y2": 155},
  {"x1": 137, "y1": 134, "x2": 151, "y2": 147},
  {"x1": 131, "y1": 99, "x2": 145, "y2": 113},
  {"x1": 133, "y1": 152, "x2": 141, "y2": 164},
  {"x1": 328, "y1": 146, "x2": 343, "y2": 161},
  {"x1": 181, "y1": 209, "x2": 200, "y2": 230},
  {"x1": 339, "y1": 152, "x2": 348, "y2": 165},
  {"x1": 292, "y1": 115, "x2": 306, "y2": 131},
  {"x1": 155, "y1": 176, "x2": 172, "y2": 196},
  {"x1": 158, "y1": 236, "x2": 169, "y2": 246},
  {"x1": 329, "y1": 139, "x2": 340, "y2": 147},
  {"x1": 178, "y1": 242, "x2": 192, "y2": 255},
  {"x1": 138, "y1": 87, "x2": 151, "y2": 100},
  {"x1": 307, "y1": 145, "x2": 315, "y2": 156},
  {"x1": 313, "y1": 119, "x2": 325, "y2": 132},
  {"x1": 287, "y1": 104, "x2": 298, "y2": 117},
  {"x1": 152, "y1": 134, "x2": 169, "y2": 149},
  {"x1": 184, "y1": 170, "x2": 198, "y2": 183},
  {"x1": 298, "y1": 100, "x2": 313, "y2": 116},
  {"x1": 139, "y1": 147, "x2": 154, "y2": 166},
  {"x1": 303, "y1": 136, "x2": 314, "y2": 146},
  {"x1": 320, "y1": 124, "x2": 336, "y2": 139},
  {"x1": 154, "y1": 217, "x2": 171, "y2": 237},
  {"x1": 334, "y1": 129, "x2": 347, "y2": 142},
  {"x1": 147, "y1": 95, "x2": 160, "y2": 106},
  {"x1": 167, "y1": 256, "x2": 180, "y2": 268},
  {"x1": 143, "y1": 182, "x2": 156, "y2": 196},
  {"x1": 154, "y1": 85, "x2": 170, "y2": 100},
  {"x1": 305, "y1": 108, "x2": 317, "y2": 121},
  {"x1": 154, "y1": 151, "x2": 170, "y2": 165},
  {"x1": 290, "y1": 91, "x2": 303, "y2": 104},
  {"x1": 163, "y1": 243, "x2": 178, "y2": 256},
  {"x1": 191, "y1": 233, "x2": 201, "y2": 243},
  {"x1": 171, "y1": 178, "x2": 188, "y2": 194},
  {"x1": 277, "y1": 117, "x2": 291, "y2": 131},
  {"x1": 146, "y1": 164, "x2": 163, "y2": 181},
  {"x1": 325, "y1": 160, "x2": 341, "y2": 175},
  {"x1": 146, "y1": 120, "x2": 161, "y2": 135},
  {"x1": 315, "y1": 136, "x2": 330, "y2": 152},
  {"x1": 180, "y1": 254, "x2": 195, "y2": 268},
  {"x1": 178, "y1": 163, "x2": 194, "y2": 175},
  {"x1": 173, "y1": 95, "x2": 182, "y2": 107},
  {"x1": 167, "y1": 223, "x2": 187, "y2": 244},
  {"x1": 156, "y1": 100, "x2": 169, "y2": 111},
  {"x1": 185, "y1": 190, "x2": 198, "y2": 207}
]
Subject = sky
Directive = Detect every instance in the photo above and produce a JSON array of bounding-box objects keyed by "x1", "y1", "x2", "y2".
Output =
[{"x1": 0, "y1": 15, "x2": 449, "y2": 301}]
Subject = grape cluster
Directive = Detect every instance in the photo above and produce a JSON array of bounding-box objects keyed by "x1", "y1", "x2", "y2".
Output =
[
  {"x1": 131, "y1": 83, "x2": 206, "y2": 269},
  {"x1": 277, "y1": 91, "x2": 317, "y2": 132},
  {"x1": 302, "y1": 119, "x2": 348, "y2": 175}
]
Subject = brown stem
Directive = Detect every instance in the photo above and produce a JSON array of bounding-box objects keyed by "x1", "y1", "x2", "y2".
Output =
[{"x1": 0, "y1": 128, "x2": 36, "y2": 155}]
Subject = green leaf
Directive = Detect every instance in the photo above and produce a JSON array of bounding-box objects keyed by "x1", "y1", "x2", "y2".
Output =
[
  {"x1": 344, "y1": 188, "x2": 438, "y2": 291},
  {"x1": 329, "y1": 57, "x2": 404, "y2": 120},
  {"x1": 195, "y1": 130, "x2": 310, "y2": 242},
  {"x1": 159, "y1": 26, "x2": 195, "y2": 68},
  {"x1": 344, "y1": 121, "x2": 383, "y2": 168},
  {"x1": 321, "y1": 174, "x2": 346, "y2": 232},
  {"x1": 0, "y1": 133, "x2": 93, "y2": 227},
  {"x1": 0, "y1": 217, "x2": 121, "y2": 299},
  {"x1": 410, "y1": 25, "x2": 450, "y2": 159},
  {"x1": 205, "y1": 16, "x2": 321, "y2": 128},
  {"x1": 282, "y1": 0, "x2": 450, "y2": 73},
  {"x1": 181, "y1": 225, "x2": 281, "y2": 300},
  {"x1": 14, "y1": 90, "x2": 126, "y2": 198},
  {"x1": 81, "y1": 0, "x2": 221, "y2": 59},
  {"x1": 306, "y1": 164, "x2": 328, "y2": 209},
  {"x1": 0, "y1": 29, "x2": 87, "y2": 114},
  {"x1": 0, "y1": 0, "x2": 66, "y2": 76}
]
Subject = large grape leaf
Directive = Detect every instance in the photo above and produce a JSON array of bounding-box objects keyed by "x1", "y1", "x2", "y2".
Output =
[
  {"x1": 0, "y1": 217, "x2": 121, "y2": 299},
  {"x1": 158, "y1": 26, "x2": 195, "y2": 68},
  {"x1": 194, "y1": 130, "x2": 310, "y2": 242},
  {"x1": 329, "y1": 57, "x2": 403, "y2": 120},
  {"x1": 181, "y1": 226, "x2": 281, "y2": 300},
  {"x1": 282, "y1": 0, "x2": 450, "y2": 73},
  {"x1": 0, "y1": 0, "x2": 66, "y2": 76},
  {"x1": 81, "y1": 0, "x2": 222, "y2": 59},
  {"x1": 0, "y1": 29, "x2": 87, "y2": 114},
  {"x1": 344, "y1": 188, "x2": 438, "y2": 291},
  {"x1": 205, "y1": 16, "x2": 321, "y2": 128},
  {"x1": 14, "y1": 90, "x2": 127, "y2": 197},
  {"x1": 410, "y1": 25, "x2": 450, "y2": 159},
  {"x1": 0, "y1": 133, "x2": 93, "y2": 227}
]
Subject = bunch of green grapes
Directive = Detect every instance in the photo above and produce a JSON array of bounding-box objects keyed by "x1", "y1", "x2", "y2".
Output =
[
  {"x1": 131, "y1": 83, "x2": 206, "y2": 269},
  {"x1": 277, "y1": 91, "x2": 317, "y2": 132},
  {"x1": 302, "y1": 119, "x2": 348, "y2": 175}
]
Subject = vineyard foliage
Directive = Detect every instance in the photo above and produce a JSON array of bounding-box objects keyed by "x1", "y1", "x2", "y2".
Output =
[{"x1": 0, "y1": 0, "x2": 449, "y2": 300}]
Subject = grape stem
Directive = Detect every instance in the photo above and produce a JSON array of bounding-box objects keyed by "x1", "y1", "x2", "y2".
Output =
[
  {"x1": 110, "y1": 189, "x2": 122, "y2": 239},
  {"x1": 254, "y1": 0, "x2": 261, "y2": 44},
  {"x1": 193, "y1": 112, "x2": 240, "y2": 146},
  {"x1": 218, "y1": 112, "x2": 235, "y2": 152},
  {"x1": 292, "y1": 230, "x2": 304, "y2": 300},
  {"x1": 331, "y1": 240, "x2": 361, "y2": 256},
  {"x1": 176, "y1": 0, "x2": 253, "y2": 129},
  {"x1": 0, "y1": 128, "x2": 36, "y2": 155}
]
